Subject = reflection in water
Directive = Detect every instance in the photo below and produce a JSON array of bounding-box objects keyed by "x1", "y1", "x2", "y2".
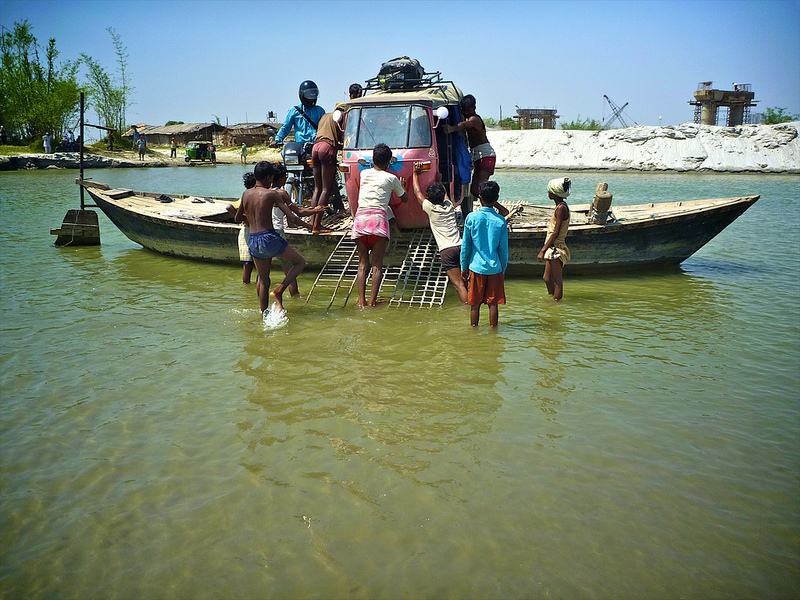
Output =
[{"x1": 237, "y1": 316, "x2": 506, "y2": 492}]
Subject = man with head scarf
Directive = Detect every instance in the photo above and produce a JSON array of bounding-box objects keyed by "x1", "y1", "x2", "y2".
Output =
[{"x1": 538, "y1": 177, "x2": 572, "y2": 301}]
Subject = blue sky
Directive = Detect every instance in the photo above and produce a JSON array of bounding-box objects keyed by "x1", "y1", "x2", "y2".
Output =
[{"x1": 2, "y1": 0, "x2": 798, "y2": 129}]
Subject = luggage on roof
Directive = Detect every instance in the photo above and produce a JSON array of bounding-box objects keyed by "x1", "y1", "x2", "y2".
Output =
[{"x1": 378, "y1": 57, "x2": 425, "y2": 90}]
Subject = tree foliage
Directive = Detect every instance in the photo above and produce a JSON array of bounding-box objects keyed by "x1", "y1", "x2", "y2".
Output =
[
  {"x1": 80, "y1": 27, "x2": 132, "y2": 133},
  {"x1": 0, "y1": 20, "x2": 81, "y2": 143},
  {"x1": 561, "y1": 116, "x2": 602, "y2": 130},
  {"x1": 499, "y1": 117, "x2": 518, "y2": 130},
  {"x1": 763, "y1": 107, "x2": 799, "y2": 124}
]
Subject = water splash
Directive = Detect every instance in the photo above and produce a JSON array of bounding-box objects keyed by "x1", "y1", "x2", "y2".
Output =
[{"x1": 262, "y1": 303, "x2": 288, "y2": 329}]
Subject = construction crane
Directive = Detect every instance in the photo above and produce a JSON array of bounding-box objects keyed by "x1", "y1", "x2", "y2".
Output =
[{"x1": 602, "y1": 95, "x2": 638, "y2": 129}]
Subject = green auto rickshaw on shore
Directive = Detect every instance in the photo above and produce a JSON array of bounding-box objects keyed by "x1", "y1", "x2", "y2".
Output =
[{"x1": 185, "y1": 141, "x2": 212, "y2": 162}]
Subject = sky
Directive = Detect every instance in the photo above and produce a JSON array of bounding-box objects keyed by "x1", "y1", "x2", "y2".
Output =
[{"x1": 2, "y1": 0, "x2": 799, "y2": 131}]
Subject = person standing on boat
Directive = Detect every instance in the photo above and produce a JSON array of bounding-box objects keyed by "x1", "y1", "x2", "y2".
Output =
[
  {"x1": 442, "y1": 94, "x2": 495, "y2": 215},
  {"x1": 349, "y1": 83, "x2": 363, "y2": 100},
  {"x1": 308, "y1": 111, "x2": 344, "y2": 233},
  {"x1": 236, "y1": 161, "x2": 320, "y2": 315},
  {"x1": 270, "y1": 80, "x2": 325, "y2": 147},
  {"x1": 460, "y1": 181, "x2": 508, "y2": 327},
  {"x1": 537, "y1": 177, "x2": 571, "y2": 301}
]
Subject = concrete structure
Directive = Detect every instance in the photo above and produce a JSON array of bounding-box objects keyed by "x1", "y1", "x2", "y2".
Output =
[
  {"x1": 689, "y1": 82, "x2": 757, "y2": 126},
  {"x1": 513, "y1": 108, "x2": 559, "y2": 130}
]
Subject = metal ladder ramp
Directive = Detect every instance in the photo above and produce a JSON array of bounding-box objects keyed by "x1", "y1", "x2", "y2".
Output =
[
  {"x1": 388, "y1": 230, "x2": 448, "y2": 307},
  {"x1": 305, "y1": 234, "x2": 360, "y2": 309}
]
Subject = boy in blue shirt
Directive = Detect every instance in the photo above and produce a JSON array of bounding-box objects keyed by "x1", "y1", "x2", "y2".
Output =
[{"x1": 460, "y1": 181, "x2": 508, "y2": 327}]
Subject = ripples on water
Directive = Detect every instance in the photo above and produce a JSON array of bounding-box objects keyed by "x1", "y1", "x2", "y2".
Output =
[{"x1": 1, "y1": 168, "x2": 798, "y2": 598}]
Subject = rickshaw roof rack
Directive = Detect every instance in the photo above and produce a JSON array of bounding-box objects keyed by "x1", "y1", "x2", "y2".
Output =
[{"x1": 363, "y1": 70, "x2": 453, "y2": 92}]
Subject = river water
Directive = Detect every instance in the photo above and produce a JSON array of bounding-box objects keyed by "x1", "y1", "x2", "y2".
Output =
[{"x1": 1, "y1": 165, "x2": 798, "y2": 599}]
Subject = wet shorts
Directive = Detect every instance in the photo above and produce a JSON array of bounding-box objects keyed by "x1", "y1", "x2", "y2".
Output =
[
  {"x1": 248, "y1": 230, "x2": 288, "y2": 260},
  {"x1": 312, "y1": 140, "x2": 338, "y2": 167},
  {"x1": 359, "y1": 235, "x2": 385, "y2": 251},
  {"x1": 473, "y1": 156, "x2": 496, "y2": 175},
  {"x1": 467, "y1": 271, "x2": 506, "y2": 306},
  {"x1": 439, "y1": 245, "x2": 461, "y2": 271}
]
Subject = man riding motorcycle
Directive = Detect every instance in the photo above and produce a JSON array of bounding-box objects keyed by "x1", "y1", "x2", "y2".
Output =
[{"x1": 270, "y1": 80, "x2": 325, "y2": 147}]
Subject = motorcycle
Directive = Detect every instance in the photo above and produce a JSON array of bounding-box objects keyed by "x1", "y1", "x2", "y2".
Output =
[
  {"x1": 280, "y1": 141, "x2": 315, "y2": 205},
  {"x1": 279, "y1": 141, "x2": 345, "y2": 212}
]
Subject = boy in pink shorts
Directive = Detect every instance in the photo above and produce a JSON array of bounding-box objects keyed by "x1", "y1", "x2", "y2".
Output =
[{"x1": 350, "y1": 143, "x2": 409, "y2": 307}]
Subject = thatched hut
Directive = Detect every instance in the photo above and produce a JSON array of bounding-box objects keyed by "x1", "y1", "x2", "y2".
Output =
[
  {"x1": 122, "y1": 123, "x2": 225, "y2": 146},
  {"x1": 221, "y1": 123, "x2": 281, "y2": 147}
]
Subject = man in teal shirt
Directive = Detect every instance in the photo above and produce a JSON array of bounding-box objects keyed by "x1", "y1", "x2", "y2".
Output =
[
  {"x1": 460, "y1": 181, "x2": 509, "y2": 327},
  {"x1": 271, "y1": 80, "x2": 325, "y2": 146}
]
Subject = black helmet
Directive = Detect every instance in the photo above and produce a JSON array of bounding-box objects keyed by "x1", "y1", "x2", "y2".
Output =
[{"x1": 299, "y1": 80, "x2": 319, "y2": 108}]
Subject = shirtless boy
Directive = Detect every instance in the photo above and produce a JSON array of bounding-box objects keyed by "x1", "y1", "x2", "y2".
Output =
[{"x1": 235, "y1": 161, "x2": 321, "y2": 314}]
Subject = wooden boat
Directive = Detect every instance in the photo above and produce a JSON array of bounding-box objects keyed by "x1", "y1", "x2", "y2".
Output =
[{"x1": 78, "y1": 179, "x2": 758, "y2": 275}]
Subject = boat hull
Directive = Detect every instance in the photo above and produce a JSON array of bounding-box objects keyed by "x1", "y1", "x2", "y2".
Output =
[
  {"x1": 83, "y1": 182, "x2": 758, "y2": 275},
  {"x1": 506, "y1": 197, "x2": 757, "y2": 275}
]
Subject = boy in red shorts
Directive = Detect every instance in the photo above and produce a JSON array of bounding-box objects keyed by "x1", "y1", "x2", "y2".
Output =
[{"x1": 460, "y1": 181, "x2": 508, "y2": 327}]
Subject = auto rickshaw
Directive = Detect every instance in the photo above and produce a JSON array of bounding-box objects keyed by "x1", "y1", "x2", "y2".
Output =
[
  {"x1": 336, "y1": 59, "x2": 471, "y2": 229},
  {"x1": 185, "y1": 141, "x2": 212, "y2": 162}
]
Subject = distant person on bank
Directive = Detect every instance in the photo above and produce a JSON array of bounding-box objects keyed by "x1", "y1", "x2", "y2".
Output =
[{"x1": 538, "y1": 177, "x2": 571, "y2": 301}]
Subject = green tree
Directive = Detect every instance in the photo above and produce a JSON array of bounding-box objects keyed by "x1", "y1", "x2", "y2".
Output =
[
  {"x1": 0, "y1": 20, "x2": 80, "y2": 143},
  {"x1": 561, "y1": 116, "x2": 602, "y2": 130},
  {"x1": 763, "y1": 107, "x2": 799, "y2": 124},
  {"x1": 499, "y1": 117, "x2": 518, "y2": 130},
  {"x1": 80, "y1": 28, "x2": 132, "y2": 133},
  {"x1": 165, "y1": 120, "x2": 185, "y2": 126}
]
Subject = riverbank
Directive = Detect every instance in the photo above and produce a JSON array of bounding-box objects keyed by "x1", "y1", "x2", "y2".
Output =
[
  {"x1": 2, "y1": 121, "x2": 798, "y2": 172},
  {"x1": 489, "y1": 121, "x2": 800, "y2": 173},
  {"x1": 0, "y1": 145, "x2": 282, "y2": 171}
]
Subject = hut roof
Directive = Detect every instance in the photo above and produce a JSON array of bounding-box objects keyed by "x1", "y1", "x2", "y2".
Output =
[
  {"x1": 122, "y1": 123, "x2": 225, "y2": 137},
  {"x1": 225, "y1": 122, "x2": 281, "y2": 131}
]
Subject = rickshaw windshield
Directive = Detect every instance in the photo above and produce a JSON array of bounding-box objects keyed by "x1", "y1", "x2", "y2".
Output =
[{"x1": 344, "y1": 105, "x2": 431, "y2": 150}]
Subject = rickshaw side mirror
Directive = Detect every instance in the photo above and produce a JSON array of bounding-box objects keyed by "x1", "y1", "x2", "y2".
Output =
[
  {"x1": 434, "y1": 106, "x2": 449, "y2": 127},
  {"x1": 333, "y1": 109, "x2": 344, "y2": 132}
]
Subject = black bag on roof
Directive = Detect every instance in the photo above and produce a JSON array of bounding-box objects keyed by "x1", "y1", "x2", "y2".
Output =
[{"x1": 378, "y1": 57, "x2": 424, "y2": 90}]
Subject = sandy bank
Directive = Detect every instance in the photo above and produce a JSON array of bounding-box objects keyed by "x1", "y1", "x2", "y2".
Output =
[{"x1": 489, "y1": 122, "x2": 800, "y2": 173}]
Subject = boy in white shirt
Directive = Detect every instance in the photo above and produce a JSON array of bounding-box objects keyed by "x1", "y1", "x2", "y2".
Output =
[
  {"x1": 411, "y1": 162, "x2": 468, "y2": 303},
  {"x1": 350, "y1": 143, "x2": 409, "y2": 307}
]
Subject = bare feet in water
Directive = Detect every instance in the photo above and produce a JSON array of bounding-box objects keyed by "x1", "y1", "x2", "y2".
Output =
[{"x1": 270, "y1": 287, "x2": 285, "y2": 312}]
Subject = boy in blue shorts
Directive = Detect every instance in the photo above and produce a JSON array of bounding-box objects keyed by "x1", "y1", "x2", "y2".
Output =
[{"x1": 236, "y1": 161, "x2": 321, "y2": 314}]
